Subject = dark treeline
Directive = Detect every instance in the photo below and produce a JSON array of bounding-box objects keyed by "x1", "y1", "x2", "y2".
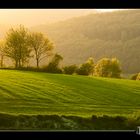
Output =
[{"x1": 0, "y1": 113, "x2": 139, "y2": 130}]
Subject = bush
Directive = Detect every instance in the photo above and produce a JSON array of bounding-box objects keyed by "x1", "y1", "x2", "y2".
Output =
[
  {"x1": 16, "y1": 66, "x2": 39, "y2": 71},
  {"x1": 43, "y1": 53, "x2": 63, "y2": 74},
  {"x1": 0, "y1": 113, "x2": 138, "y2": 130},
  {"x1": 94, "y1": 58, "x2": 121, "y2": 78},
  {"x1": 76, "y1": 63, "x2": 92, "y2": 75},
  {"x1": 76, "y1": 57, "x2": 94, "y2": 76},
  {"x1": 136, "y1": 73, "x2": 140, "y2": 80},
  {"x1": 131, "y1": 73, "x2": 139, "y2": 80},
  {"x1": 63, "y1": 65, "x2": 77, "y2": 75},
  {"x1": 43, "y1": 65, "x2": 62, "y2": 74}
]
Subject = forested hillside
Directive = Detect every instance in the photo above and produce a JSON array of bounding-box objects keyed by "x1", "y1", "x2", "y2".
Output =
[{"x1": 32, "y1": 10, "x2": 140, "y2": 74}]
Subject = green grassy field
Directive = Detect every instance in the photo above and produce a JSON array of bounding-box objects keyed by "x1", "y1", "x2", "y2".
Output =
[{"x1": 0, "y1": 69, "x2": 140, "y2": 118}]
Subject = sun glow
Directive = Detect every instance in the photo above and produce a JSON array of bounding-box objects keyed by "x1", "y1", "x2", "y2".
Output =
[
  {"x1": 95, "y1": 9, "x2": 126, "y2": 13},
  {"x1": 0, "y1": 9, "x2": 127, "y2": 27}
]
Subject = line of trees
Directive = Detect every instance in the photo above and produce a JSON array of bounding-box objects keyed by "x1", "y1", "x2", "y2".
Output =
[
  {"x1": 0, "y1": 25, "x2": 54, "y2": 69},
  {"x1": 0, "y1": 25, "x2": 138, "y2": 80},
  {"x1": 62, "y1": 57, "x2": 122, "y2": 78}
]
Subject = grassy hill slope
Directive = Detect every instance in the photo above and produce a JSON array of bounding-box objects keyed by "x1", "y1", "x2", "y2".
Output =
[{"x1": 0, "y1": 70, "x2": 140, "y2": 117}]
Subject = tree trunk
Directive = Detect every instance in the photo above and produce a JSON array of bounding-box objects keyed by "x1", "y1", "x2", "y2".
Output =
[
  {"x1": 0, "y1": 55, "x2": 3, "y2": 68},
  {"x1": 19, "y1": 59, "x2": 21, "y2": 68},
  {"x1": 36, "y1": 58, "x2": 39, "y2": 68},
  {"x1": 15, "y1": 60, "x2": 18, "y2": 68}
]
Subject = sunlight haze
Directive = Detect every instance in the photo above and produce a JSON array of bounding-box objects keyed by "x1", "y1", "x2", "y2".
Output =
[{"x1": 0, "y1": 9, "x2": 122, "y2": 27}]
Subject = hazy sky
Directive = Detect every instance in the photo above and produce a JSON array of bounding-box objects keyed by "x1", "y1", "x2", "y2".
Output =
[{"x1": 0, "y1": 9, "x2": 123, "y2": 27}]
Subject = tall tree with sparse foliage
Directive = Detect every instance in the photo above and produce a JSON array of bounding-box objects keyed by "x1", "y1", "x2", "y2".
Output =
[
  {"x1": 4, "y1": 25, "x2": 31, "y2": 68},
  {"x1": 29, "y1": 32, "x2": 53, "y2": 68}
]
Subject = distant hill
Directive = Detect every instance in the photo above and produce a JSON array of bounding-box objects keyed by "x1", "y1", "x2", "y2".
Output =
[{"x1": 31, "y1": 10, "x2": 140, "y2": 74}]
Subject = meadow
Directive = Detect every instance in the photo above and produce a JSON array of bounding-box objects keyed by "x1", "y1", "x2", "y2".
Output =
[{"x1": 0, "y1": 70, "x2": 140, "y2": 118}]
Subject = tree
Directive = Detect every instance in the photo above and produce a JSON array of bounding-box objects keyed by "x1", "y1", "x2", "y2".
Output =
[
  {"x1": 63, "y1": 65, "x2": 77, "y2": 75},
  {"x1": 4, "y1": 25, "x2": 31, "y2": 68},
  {"x1": 94, "y1": 58, "x2": 121, "y2": 78},
  {"x1": 76, "y1": 57, "x2": 94, "y2": 75},
  {"x1": 45, "y1": 53, "x2": 63, "y2": 73},
  {"x1": 86, "y1": 57, "x2": 95, "y2": 75},
  {"x1": 136, "y1": 73, "x2": 140, "y2": 80},
  {"x1": 29, "y1": 32, "x2": 53, "y2": 68},
  {"x1": 110, "y1": 58, "x2": 122, "y2": 78},
  {"x1": 131, "y1": 73, "x2": 139, "y2": 80},
  {"x1": 0, "y1": 40, "x2": 5, "y2": 68}
]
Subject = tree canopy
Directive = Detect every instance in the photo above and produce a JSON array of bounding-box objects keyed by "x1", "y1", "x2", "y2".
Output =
[
  {"x1": 4, "y1": 25, "x2": 31, "y2": 68},
  {"x1": 76, "y1": 57, "x2": 94, "y2": 75},
  {"x1": 95, "y1": 58, "x2": 121, "y2": 78},
  {"x1": 29, "y1": 32, "x2": 53, "y2": 68}
]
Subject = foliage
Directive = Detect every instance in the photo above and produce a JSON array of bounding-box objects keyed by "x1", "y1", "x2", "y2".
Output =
[
  {"x1": 0, "y1": 40, "x2": 5, "y2": 67},
  {"x1": 94, "y1": 58, "x2": 121, "y2": 78},
  {"x1": 29, "y1": 32, "x2": 54, "y2": 68},
  {"x1": 63, "y1": 65, "x2": 77, "y2": 75},
  {"x1": 4, "y1": 25, "x2": 32, "y2": 68},
  {"x1": 44, "y1": 53, "x2": 63, "y2": 73},
  {"x1": 76, "y1": 57, "x2": 94, "y2": 75},
  {"x1": 0, "y1": 113, "x2": 139, "y2": 130},
  {"x1": 131, "y1": 73, "x2": 139, "y2": 80},
  {"x1": 136, "y1": 73, "x2": 140, "y2": 80}
]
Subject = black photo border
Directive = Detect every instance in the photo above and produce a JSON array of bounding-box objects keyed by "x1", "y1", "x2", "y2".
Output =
[{"x1": 0, "y1": 0, "x2": 140, "y2": 139}]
